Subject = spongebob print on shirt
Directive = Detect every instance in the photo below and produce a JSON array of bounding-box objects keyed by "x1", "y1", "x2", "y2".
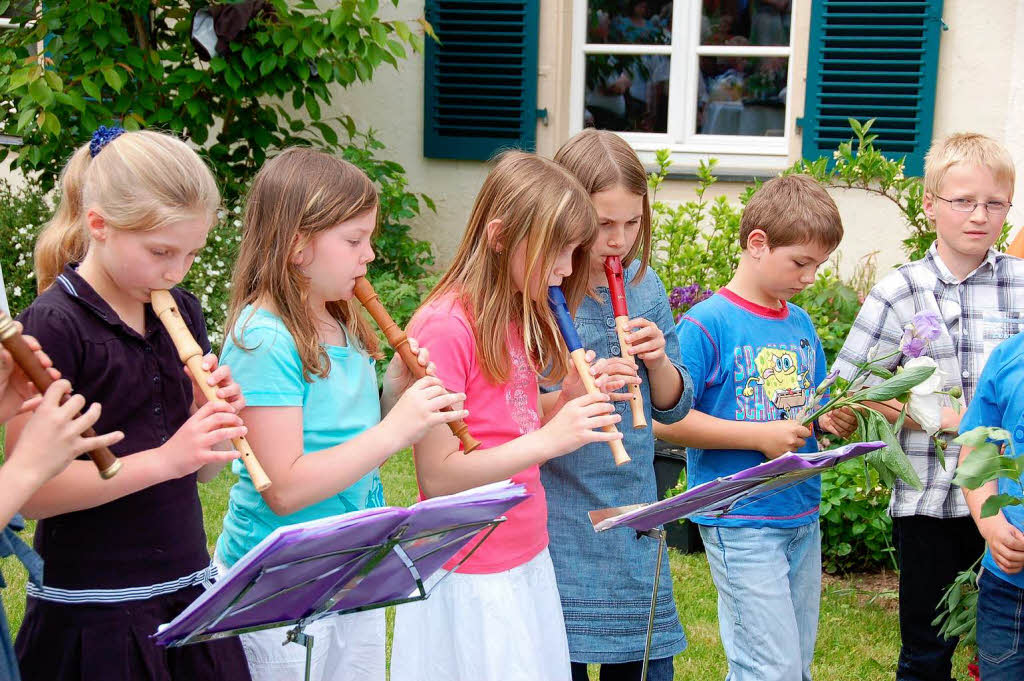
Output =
[{"x1": 735, "y1": 340, "x2": 815, "y2": 421}]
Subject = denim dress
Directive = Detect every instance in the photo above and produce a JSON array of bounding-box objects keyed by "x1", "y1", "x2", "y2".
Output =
[
  {"x1": 541, "y1": 262, "x2": 693, "y2": 663},
  {"x1": 1, "y1": 514, "x2": 43, "y2": 681}
]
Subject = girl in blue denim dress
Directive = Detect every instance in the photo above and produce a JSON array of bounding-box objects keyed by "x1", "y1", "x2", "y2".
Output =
[{"x1": 541, "y1": 129, "x2": 694, "y2": 681}]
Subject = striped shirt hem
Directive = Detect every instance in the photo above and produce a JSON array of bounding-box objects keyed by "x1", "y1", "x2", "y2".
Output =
[{"x1": 26, "y1": 564, "x2": 218, "y2": 604}]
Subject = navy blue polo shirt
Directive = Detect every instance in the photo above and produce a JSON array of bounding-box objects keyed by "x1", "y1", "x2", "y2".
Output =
[{"x1": 17, "y1": 265, "x2": 212, "y2": 591}]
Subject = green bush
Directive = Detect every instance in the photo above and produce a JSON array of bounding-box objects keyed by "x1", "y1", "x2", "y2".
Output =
[
  {"x1": 0, "y1": 180, "x2": 50, "y2": 315},
  {"x1": 0, "y1": 0, "x2": 427, "y2": 200},
  {"x1": 819, "y1": 459, "x2": 895, "y2": 574}
]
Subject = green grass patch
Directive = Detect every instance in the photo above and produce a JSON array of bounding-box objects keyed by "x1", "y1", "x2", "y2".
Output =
[{"x1": 2, "y1": 449, "x2": 976, "y2": 679}]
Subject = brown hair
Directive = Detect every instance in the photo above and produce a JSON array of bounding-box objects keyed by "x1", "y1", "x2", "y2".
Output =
[
  {"x1": 422, "y1": 151, "x2": 597, "y2": 385},
  {"x1": 553, "y1": 128, "x2": 651, "y2": 283},
  {"x1": 35, "y1": 130, "x2": 219, "y2": 292},
  {"x1": 924, "y1": 132, "x2": 1015, "y2": 199},
  {"x1": 226, "y1": 147, "x2": 382, "y2": 382},
  {"x1": 740, "y1": 174, "x2": 843, "y2": 250}
]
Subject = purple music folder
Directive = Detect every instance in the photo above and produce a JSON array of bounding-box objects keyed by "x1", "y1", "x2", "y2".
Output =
[
  {"x1": 154, "y1": 481, "x2": 529, "y2": 647},
  {"x1": 591, "y1": 441, "x2": 886, "y2": 533}
]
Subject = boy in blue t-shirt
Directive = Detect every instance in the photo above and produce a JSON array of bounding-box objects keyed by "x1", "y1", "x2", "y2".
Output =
[
  {"x1": 655, "y1": 174, "x2": 855, "y2": 681},
  {"x1": 958, "y1": 333, "x2": 1024, "y2": 679}
]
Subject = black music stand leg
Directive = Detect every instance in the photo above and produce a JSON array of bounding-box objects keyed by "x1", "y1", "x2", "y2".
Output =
[{"x1": 637, "y1": 527, "x2": 667, "y2": 681}]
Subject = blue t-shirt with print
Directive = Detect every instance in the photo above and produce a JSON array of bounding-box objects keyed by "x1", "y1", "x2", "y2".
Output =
[
  {"x1": 959, "y1": 331, "x2": 1024, "y2": 589},
  {"x1": 675, "y1": 289, "x2": 827, "y2": 528},
  {"x1": 216, "y1": 307, "x2": 385, "y2": 567}
]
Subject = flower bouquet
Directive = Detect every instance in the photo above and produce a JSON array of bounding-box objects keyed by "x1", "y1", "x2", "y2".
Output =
[{"x1": 796, "y1": 310, "x2": 960, "y2": 490}]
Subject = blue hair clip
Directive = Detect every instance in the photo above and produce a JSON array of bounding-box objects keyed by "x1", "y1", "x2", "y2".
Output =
[{"x1": 89, "y1": 125, "x2": 126, "y2": 158}]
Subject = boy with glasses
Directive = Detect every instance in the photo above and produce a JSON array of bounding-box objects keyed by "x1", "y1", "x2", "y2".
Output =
[{"x1": 833, "y1": 132, "x2": 1024, "y2": 681}]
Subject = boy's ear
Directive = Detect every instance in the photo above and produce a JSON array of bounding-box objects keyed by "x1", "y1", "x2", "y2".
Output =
[
  {"x1": 486, "y1": 218, "x2": 504, "y2": 253},
  {"x1": 922, "y1": 192, "x2": 937, "y2": 222},
  {"x1": 85, "y1": 209, "x2": 107, "y2": 241},
  {"x1": 746, "y1": 228, "x2": 770, "y2": 258}
]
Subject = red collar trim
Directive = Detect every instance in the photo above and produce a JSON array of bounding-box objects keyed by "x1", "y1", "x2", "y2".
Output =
[{"x1": 718, "y1": 287, "x2": 789, "y2": 320}]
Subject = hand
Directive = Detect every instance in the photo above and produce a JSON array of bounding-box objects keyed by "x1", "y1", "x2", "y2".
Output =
[
  {"x1": 0, "y1": 328, "x2": 60, "y2": 422},
  {"x1": 979, "y1": 513, "x2": 1024, "y2": 574},
  {"x1": 383, "y1": 336, "x2": 435, "y2": 397},
  {"x1": 625, "y1": 317, "x2": 667, "y2": 365},
  {"x1": 940, "y1": 405, "x2": 964, "y2": 433},
  {"x1": 540, "y1": 392, "x2": 622, "y2": 460},
  {"x1": 819, "y1": 407, "x2": 857, "y2": 439},
  {"x1": 162, "y1": 401, "x2": 247, "y2": 478},
  {"x1": 381, "y1": 375, "x2": 468, "y2": 451},
  {"x1": 757, "y1": 420, "x2": 812, "y2": 459},
  {"x1": 7, "y1": 379, "x2": 124, "y2": 486},
  {"x1": 187, "y1": 353, "x2": 246, "y2": 413},
  {"x1": 561, "y1": 350, "x2": 639, "y2": 402}
]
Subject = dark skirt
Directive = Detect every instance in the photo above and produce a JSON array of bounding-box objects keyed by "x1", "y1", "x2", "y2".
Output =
[{"x1": 15, "y1": 585, "x2": 251, "y2": 681}]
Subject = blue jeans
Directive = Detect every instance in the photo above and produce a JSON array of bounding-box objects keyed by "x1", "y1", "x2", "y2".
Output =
[
  {"x1": 699, "y1": 523, "x2": 821, "y2": 681},
  {"x1": 977, "y1": 569, "x2": 1024, "y2": 681}
]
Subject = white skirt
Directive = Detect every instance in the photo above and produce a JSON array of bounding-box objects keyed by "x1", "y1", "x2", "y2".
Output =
[{"x1": 390, "y1": 547, "x2": 572, "y2": 681}]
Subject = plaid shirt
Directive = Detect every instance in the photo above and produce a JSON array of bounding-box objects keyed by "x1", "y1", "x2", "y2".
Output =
[{"x1": 833, "y1": 243, "x2": 1024, "y2": 518}]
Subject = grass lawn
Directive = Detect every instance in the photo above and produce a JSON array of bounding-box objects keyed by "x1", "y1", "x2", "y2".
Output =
[{"x1": 1, "y1": 449, "x2": 975, "y2": 680}]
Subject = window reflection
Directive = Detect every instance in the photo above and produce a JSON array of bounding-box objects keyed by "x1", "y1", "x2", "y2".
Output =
[
  {"x1": 588, "y1": 0, "x2": 673, "y2": 45},
  {"x1": 584, "y1": 54, "x2": 670, "y2": 133},
  {"x1": 697, "y1": 56, "x2": 787, "y2": 136},
  {"x1": 701, "y1": 0, "x2": 791, "y2": 46}
]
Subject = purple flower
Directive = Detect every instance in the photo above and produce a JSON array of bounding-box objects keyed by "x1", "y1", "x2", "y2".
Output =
[
  {"x1": 899, "y1": 310, "x2": 943, "y2": 358},
  {"x1": 910, "y1": 310, "x2": 942, "y2": 341}
]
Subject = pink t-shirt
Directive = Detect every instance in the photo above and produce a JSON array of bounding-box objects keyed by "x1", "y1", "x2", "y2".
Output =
[{"x1": 407, "y1": 295, "x2": 548, "y2": 574}]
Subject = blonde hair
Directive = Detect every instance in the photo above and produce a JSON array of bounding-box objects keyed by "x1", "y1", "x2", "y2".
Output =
[
  {"x1": 741, "y1": 174, "x2": 843, "y2": 250},
  {"x1": 924, "y1": 132, "x2": 1015, "y2": 198},
  {"x1": 423, "y1": 151, "x2": 597, "y2": 385},
  {"x1": 553, "y1": 128, "x2": 651, "y2": 283},
  {"x1": 35, "y1": 130, "x2": 220, "y2": 292},
  {"x1": 226, "y1": 147, "x2": 382, "y2": 382}
]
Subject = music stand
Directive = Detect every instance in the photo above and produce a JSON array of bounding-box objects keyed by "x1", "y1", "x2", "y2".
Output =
[
  {"x1": 154, "y1": 481, "x2": 530, "y2": 681},
  {"x1": 588, "y1": 441, "x2": 887, "y2": 681}
]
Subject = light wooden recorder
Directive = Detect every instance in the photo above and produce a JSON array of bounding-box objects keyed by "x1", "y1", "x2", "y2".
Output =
[
  {"x1": 547, "y1": 285, "x2": 631, "y2": 466},
  {"x1": 150, "y1": 290, "x2": 271, "y2": 491},
  {"x1": 352, "y1": 277, "x2": 481, "y2": 453},
  {"x1": 0, "y1": 310, "x2": 122, "y2": 478},
  {"x1": 604, "y1": 256, "x2": 647, "y2": 429}
]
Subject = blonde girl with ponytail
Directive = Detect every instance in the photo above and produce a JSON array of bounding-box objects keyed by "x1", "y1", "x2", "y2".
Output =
[{"x1": 8, "y1": 127, "x2": 253, "y2": 681}]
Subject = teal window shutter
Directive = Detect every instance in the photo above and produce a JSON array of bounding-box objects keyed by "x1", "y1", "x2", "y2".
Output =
[
  {"x1": 423, "y1": 0, "x2": 539, "y2": 160},
  {"x1": 800, "y1": 0, "x2": 944, "y2": 176}
]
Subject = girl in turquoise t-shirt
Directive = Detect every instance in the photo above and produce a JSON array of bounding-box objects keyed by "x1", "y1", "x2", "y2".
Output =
[{"x1": 214, "y1": 148, "x2": 468, "y2": 681}]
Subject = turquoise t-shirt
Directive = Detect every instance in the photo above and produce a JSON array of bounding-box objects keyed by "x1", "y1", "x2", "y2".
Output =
[{"x1": 216, "y1": 306, "x2": 385, "y2": 567}]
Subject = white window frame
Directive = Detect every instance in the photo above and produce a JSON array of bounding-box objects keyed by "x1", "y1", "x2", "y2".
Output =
[{"x1": 569, "y1": 0, "x2": 797, "y2": 174}]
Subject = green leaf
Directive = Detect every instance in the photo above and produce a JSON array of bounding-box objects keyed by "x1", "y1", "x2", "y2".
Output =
[
  {"x1": 101, "y1": 67, "x2": 123, "y2": 92},
  {"x1": 980, "y1": 493, "x2": 1023, "y2": 518},
  {"x1": 28, "y1": 78, "x2": 54, "y2": 108},
  {"x1": 283, "y1": 38, "x2": 299, "y2": 56},
  {"x1": 304, "y1": 92, "x2": 321, "y2": 120},
  {"x1": 39, "y1": 110, "x2": 60, "y2": 135},
  {"x1": 955, "y1": 426, "x2": 995, "y2": 448},
  {"x1": 868, "y1": 408, "x2": 923, "y2": 490},
  {"x1": 89, "y1": 4, "x2": 104, "y2": 26},
  {"x1": 853, "y1": 365, "x2": 935, "y2": 403},
  {"x1": 311, "y1": 120, "x2": 338, "y2": 145},
  {"x1": 81, "y1": 75, "x2": 102, "y2": 101},
  {"x1": 953, "y1": 442, "x2": 1018, "y2": 489},
  {"x1": 242, "y1": 46, "x2": 258, "y2": 69},
  {"x1": 260, "y1": 54, "x2": 277, "y2": 76}
]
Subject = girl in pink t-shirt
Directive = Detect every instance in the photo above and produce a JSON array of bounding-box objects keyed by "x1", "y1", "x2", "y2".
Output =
[{"x1": 390, "y1": 152, "x2": 626, "y2": 681}]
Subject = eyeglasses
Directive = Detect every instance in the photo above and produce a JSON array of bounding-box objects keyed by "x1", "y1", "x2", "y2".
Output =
[{"x1": 934, "y1": 195, "x2": 1013, "y2": 215}]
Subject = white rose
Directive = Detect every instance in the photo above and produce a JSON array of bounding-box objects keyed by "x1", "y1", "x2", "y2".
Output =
[
  {"x1": 907, "y1": 391, "x2": 942, "y2": 436},
  {"x1": 905, "y1": 356, "x2": 943, "y2": 395}
]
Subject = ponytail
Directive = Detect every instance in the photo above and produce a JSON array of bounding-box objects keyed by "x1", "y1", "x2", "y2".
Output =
[{"x1": 35, "y1": 144, "x2": 92, "y2": 292}]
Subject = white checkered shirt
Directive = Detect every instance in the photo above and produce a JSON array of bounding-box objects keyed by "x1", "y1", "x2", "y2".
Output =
[{"x1": 832, "y1": 243, "x2": 1024, "y2": 518}]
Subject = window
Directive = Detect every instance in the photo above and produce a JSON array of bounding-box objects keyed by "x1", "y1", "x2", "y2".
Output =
[{"x1": 570, "y1": 0, "x2": 796, "y2": 173}]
